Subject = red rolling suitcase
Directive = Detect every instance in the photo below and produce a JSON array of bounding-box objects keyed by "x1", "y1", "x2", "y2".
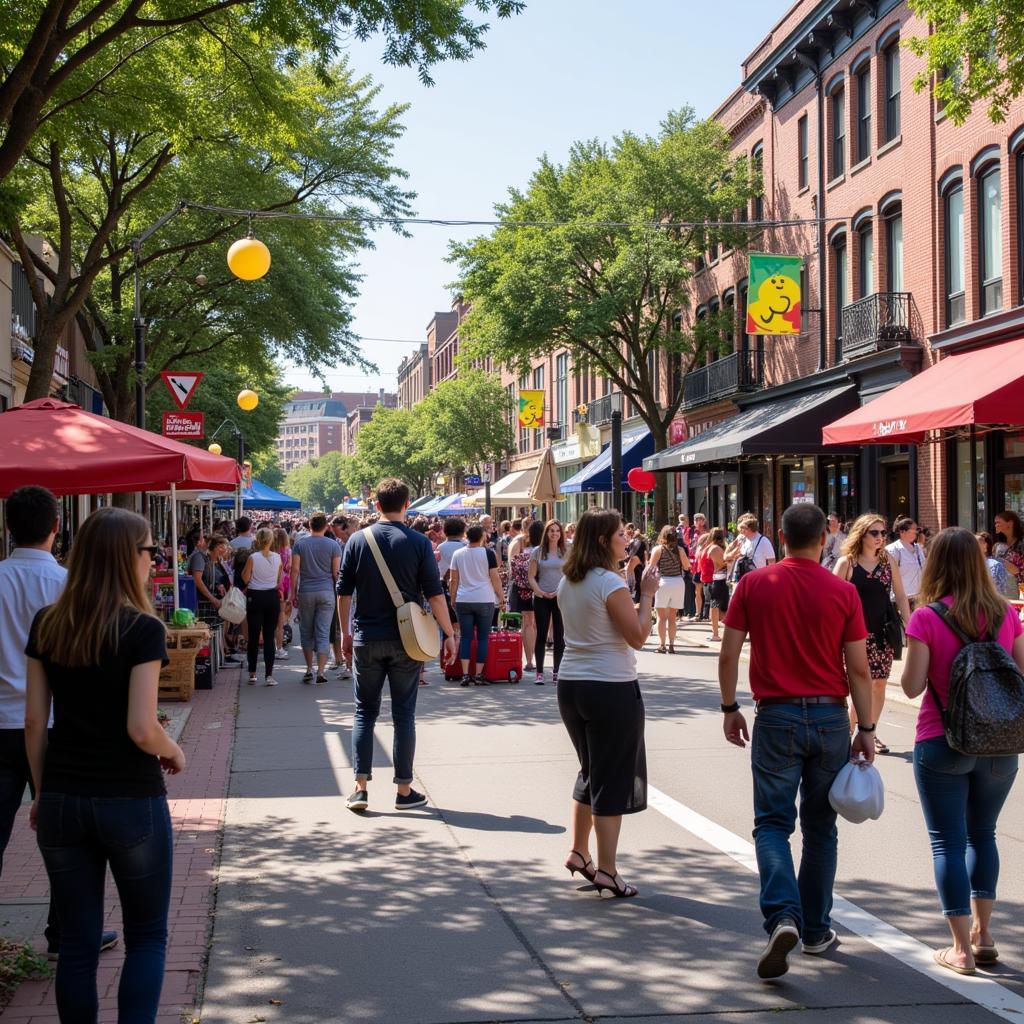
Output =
[
  {"x1": 481, "y1": 614, "x2": 523, "y2": 683},
  {"x1": 444, "y1": 638, "x2": 476, "y2": 680}
]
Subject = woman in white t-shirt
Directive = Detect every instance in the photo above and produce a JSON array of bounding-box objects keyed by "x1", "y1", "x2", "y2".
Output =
[
  {"x1": 241, "y1": 528, "x2": 282, "y2": 686},
  {"x1": 449, "y1": 525, "x2": 506, "y2": 686},
  {"x1": 556, "y1": 509, "x2": 658, "y2": 899}
]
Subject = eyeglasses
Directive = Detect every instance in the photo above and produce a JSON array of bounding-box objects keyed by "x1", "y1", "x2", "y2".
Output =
[
  {"x1": 137, "y1": 545, "x2": 160, "y2": 559},
  {"x1": 866, "y1": 529, "x2": 886, "y2": 538}
]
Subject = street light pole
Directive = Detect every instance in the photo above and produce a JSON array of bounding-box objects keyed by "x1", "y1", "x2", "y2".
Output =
[{"x1": 611, "y1": 393, "x2": 623, "y2": 513}]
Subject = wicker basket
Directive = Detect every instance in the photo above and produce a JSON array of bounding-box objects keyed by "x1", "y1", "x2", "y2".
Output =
[
  {"x1": 165, "y1": 627, "x2": 210, "y2": 651},
  {"x1": 159, "y1": 648, "x2": 197, "y2": 702}
]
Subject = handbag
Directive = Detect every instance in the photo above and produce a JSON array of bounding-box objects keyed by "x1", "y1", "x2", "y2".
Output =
[
  {"x1": 828, "y1": 758, "x2": 885, "y2": 823},
  {"x1": 363, "y1": 526, "x2": 441, "y2": 663},
  {"x1": 218, "y1": 586, "x2": 246, "y2": 625},
  {"x1": 883, "y1": 597, "x2": 904, "y2": 660},
  {"x1": 926, "y1": 601, "x2": 1024, "y2": 756}
]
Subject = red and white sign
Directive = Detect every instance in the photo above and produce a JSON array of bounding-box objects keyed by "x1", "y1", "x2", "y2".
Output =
[
  {"x1": 162, "y1": 411, "x2": 204, "y2": 439},
  {"x1": 161, "y1": 371, "x2": 204, "y2": 410},
  {"x1": 669, "y1": 417, "x2": 687, "y2": 445}
]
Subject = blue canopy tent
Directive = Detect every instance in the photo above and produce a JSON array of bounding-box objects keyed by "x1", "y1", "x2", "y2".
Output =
[
  {"x1": 436, "y1": 494, "x2": 483, "y2": 516},
  {"x1": 430, "y1": 493, "x2": 470, "y2": 516},
  {"x1": 560, "y1": 428, "x2": 654, "y2": 493},
  {"x1": 212, "y1": 478, "x2": 301, "y2": 511},
  {"x1": 407, "y1": 495, "x2": 434, "y2": 512},
  {"x1": 414, "y1": 495, "x2": 449, "y2": 515}
]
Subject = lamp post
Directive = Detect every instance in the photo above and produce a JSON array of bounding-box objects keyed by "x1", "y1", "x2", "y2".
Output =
[{"x1": 611, "y1": 392, "x2": 623, "y2": 513}]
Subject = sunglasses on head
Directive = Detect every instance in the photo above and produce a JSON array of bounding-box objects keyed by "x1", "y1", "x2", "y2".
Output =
[
  {"x1": 866, "y1": 529, "x2": 886, "y2": 537},
  {"x1": 137, "y1": 545, "x2": 160, "y2": 559}
]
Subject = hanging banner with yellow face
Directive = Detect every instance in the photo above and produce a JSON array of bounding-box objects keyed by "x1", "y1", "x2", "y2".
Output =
[
  {"x1": 518, "y1": 389, "x2": 545, "y2": 428},
  {"x1": 746, "y1": 253, "x2": 803, "y2": 335}
]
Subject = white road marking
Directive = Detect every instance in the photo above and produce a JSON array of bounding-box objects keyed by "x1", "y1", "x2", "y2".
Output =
[{"x1": 647, "y1": 785, "x2": 1024, "y2": 1022}]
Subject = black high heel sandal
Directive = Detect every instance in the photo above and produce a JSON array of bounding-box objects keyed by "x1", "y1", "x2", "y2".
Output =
[
  {"x1": 592, "y1": 868, "x2": 638, "y2": 898},
  {"x1": 564, "y1": 850, "x2": 597, "y2": 883}
]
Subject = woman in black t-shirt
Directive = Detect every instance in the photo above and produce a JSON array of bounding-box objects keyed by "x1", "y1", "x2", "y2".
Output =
[{"x1": 25, "y1": 507, "x2": 186, "y2": 1024}]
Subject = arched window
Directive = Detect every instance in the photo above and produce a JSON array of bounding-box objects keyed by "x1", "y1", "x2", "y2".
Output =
[
  {"x1": 977, "y1": 161, "x2": 1003, "y2": 314},
  {"x1": 859, "y1": 222, "x2": 874, "y2": 297},
  {"x1": 828, "y1": 78, "x2": 846, "y2": 179},
  {"x1": 942, "y1": 173, "x2": 965, "y2": 326},
  {"x1": 752, "y1": 142, "x2": 764, "y2": 222},
  {"x1": 831, "y1": 229, "x2": 848, "y2": 361},
  {"x1": 884, "y1": 39, "x2": 901, "y2": 141}
]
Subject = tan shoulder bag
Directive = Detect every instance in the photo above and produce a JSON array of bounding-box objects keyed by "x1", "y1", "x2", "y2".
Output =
[{"x1": 363, "y1": 526, "x2": 441, "y2": 662}]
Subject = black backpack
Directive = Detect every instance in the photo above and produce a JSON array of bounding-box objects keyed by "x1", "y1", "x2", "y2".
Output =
[
  {"x1": 735, "y1": 535, "x2": 767, "y2": 581},
  {"x1": 926, "y1": 602, "x2": 1024, "y2": 756}
]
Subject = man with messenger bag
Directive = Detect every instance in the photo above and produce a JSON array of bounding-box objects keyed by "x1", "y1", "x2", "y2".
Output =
[{"x1": 337, "y1": 478, "x2": 457, "y2": 813}]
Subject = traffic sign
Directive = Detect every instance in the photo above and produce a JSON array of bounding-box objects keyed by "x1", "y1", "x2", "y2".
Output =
[
  {"x1": 162, "y1": 411, "x2": 204, "y2": 439},
  {"x1": 161, "y1": 371, "x2": 204, "y2": 410}
]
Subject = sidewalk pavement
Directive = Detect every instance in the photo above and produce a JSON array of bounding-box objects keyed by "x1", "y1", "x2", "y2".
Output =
[{"x1": 0, "y1": 662, "x2": 241, "y2": 1023}]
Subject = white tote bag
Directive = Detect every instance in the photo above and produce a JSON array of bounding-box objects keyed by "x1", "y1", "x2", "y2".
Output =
[
  {"x1": 828, "y1": 758, "x2": 885, "y2": 823},
  {"x1": 218, "y1": 587, "x2": 247, "y2": 625}
]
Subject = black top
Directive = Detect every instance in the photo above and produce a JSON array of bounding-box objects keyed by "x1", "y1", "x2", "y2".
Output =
[
  {"x1": 850, "y1": 560, "x2": 892, "y2": 639},
  {"x1": 26, "y1": 608, "x2": 169, "y2": 798},
  {"x1": 337, "y1": 522, "x2": 444, "y2": 644},
  {"x1": 628, "y1": 537, "x2": 649, "y2": 590}
]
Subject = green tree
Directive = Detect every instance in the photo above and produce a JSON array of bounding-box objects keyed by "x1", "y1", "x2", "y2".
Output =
[
  {"x1": 346, "y1": 404, "x2": 436, "y2": 497},
  {"x1": 0, "y1": 0, "x2": 525, "y2": 193},
  {"x1": 906, "y1": 1, "x2": 1022, "y2": 124},
  {"x1": 9, "y1": 42, "x2": 412, "y2": 411},
  {"x1": 418, "y1": 370, "x2": 515, "y2": 475},
  {"x1": 283, "y1": 450, "x2": 351, "y2": 511},
  {"x1": 450, "y1": 109, "x2": 756, "y2": 524}
]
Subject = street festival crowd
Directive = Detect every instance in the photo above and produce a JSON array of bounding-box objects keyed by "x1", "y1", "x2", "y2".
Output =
[{"x1": 1, "y1": 478, "x2": 1023, "y2": 1020}]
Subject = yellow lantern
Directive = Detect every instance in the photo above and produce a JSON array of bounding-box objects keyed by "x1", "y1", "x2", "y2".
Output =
[
  {"x1": 227, "y1": 236, "x2": 271, "y2": 281},
  {"x1": 237, "y1": 389, "x2": 259, "y2": 411},
  {"x1": 208, "y1": 442, "x2": 222, "y2": 455}
]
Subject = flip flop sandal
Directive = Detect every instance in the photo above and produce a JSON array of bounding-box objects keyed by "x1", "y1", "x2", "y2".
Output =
[
  {"x1": 972, "y1": 944, "x2": 999, "y2": 963},
  {"x1": 934, "y1": 948, "x2": 975, "y2": 975},
  {"x1": 874, "y1": 737, "x2": 891, "y2": 754}
]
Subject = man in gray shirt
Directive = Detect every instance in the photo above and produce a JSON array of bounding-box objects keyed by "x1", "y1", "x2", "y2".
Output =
[{"x1": 290, "y1": 513, "x2": 342, "y2": 684}]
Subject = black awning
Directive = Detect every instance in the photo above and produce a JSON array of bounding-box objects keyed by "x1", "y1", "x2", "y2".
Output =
[{"x1": 645, "y1": 385, "x2": 859, "y2": 472}]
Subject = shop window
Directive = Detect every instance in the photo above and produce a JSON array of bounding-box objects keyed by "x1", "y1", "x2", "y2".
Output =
[
  {"x1": 1004, "y1": 432, "x2": 1024, "y2": 458},
  {"x1": 978, "y1": 164, "x2": 1003, "y2": 314},
  {"x1": 830, "y1": 87, "x2": 846, "y2": 178},
  {"x1": 798, "y1": 115, "x2": 809, "y2": 190},
  {"x1": 956, "y1": 437, "x2": 986, "y2": 529},
  {"x1": 945, "y1": 183, "x2": 965, "y2": 325},
  {"x1": 856, "y1": 63, "x2": 871, "y2": 162},
  {"x1": 884, "y1": 43, "x2": 901, "y2": 141}
]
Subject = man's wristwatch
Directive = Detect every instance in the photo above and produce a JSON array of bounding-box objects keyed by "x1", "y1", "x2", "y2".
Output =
[
  {"x1": 720, "y1": 701, "x2": 741, "y2": 714},
  {"x1": 858, "y1": 722, "x2": 877, "y2": 732}
]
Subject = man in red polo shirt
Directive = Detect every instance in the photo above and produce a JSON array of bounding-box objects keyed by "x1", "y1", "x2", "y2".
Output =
[{"x1": 718, "y1": 503, "x2": 875, "y2": 981}]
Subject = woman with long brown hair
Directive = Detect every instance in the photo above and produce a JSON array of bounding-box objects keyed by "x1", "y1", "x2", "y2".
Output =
[
  {"x1": 833, "y1": 513, "x2": 911, "y2": 754},
  {"x1": 24, "y1": 507, "x2": 185, "y2": 1023},
  {"x1": 556, "y1": 509, "x2": 658, "y2": 898},
  {"x1": 528, "y1": 518, "x2": 567, "y2": 684},
  {"x1": 704, "y1": 526, "x2": 729, "y2": 642},
  {"x1": 901, "y1": 527, "x2": 1023, "y2": 976},
  {"x1": 648, "y1": 525, "x2": 690, "y2": 653}
]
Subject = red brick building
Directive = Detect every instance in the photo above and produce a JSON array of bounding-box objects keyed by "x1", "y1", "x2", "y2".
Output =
[{"x1": 646, "y1": 0, "x2": 1024, "y2": 540}]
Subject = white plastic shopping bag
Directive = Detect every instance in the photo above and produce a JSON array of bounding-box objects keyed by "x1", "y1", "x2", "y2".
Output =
[
  {"x1": 218, "y1": 587, "x2": 247, "y2": 625},
  {"x1": 828, "y1": 757, "x2": 884, "y2": 823}
]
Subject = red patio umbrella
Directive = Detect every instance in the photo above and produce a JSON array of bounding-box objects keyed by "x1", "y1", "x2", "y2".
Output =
[{"x1": 0, "y1": 398, "x2": 240, "y2": 498}]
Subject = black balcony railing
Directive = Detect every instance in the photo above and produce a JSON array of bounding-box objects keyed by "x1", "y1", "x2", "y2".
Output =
[
  {"x1": 682, "y1": 349, "x2": 764, "y2": 410},
  {"x1": 581, "y1": 393, "x2": 615, "y2": 426},
  {"x1": 840, "y1": 292, "x2": 920, "y2": 360}
]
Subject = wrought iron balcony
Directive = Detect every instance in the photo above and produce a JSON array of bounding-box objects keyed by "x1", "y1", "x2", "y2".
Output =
[
  {"x1": 579, "y1": 393, "x2": 616, "y2": 426},
  {"x1": 682, "y1": 349, "x2": 764, "y2": 411},
  {"x1": 840, "y1": 292, "x2": 921, "y2": 361}
]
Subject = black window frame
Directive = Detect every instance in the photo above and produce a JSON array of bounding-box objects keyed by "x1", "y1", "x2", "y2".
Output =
[
  {"x1": 858, "y1": 222, "x2": 874, "y2": 297},
  {"x1": 856, "y1": 64, "x2": 871, "y2": 162},
  {"x1": 978, "y1": 163, "x2": 1003, "y2": 315},
  {"x1": 833, "y1": 234, "x2": 848, "y2": 361},
  {"x1": 752, "y1": 142, "x2": 764, "y2": 221},
  {"x1": 831, "y1": 87, "x2": 845, "y2": 178},
  {"x1": 798, "y1": 115, "x2": 809, "y2": 190},
  {"x1": 885, "y1": 205, "x2": 903, "y2": 292},
  {"x1": 884, "y1": 43, "x2": 901, "y2": 141},
  {"x1": 944, "y1": 182, "x2": 966, "y2": 327}
]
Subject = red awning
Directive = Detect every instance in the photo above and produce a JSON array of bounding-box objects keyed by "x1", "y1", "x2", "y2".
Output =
[
  {"x1": 823, "y1": 338, "x2": 1024, "y2": 446},
  {"x1": 0, "y1": 398, "x2": 241, "y2": 498}
]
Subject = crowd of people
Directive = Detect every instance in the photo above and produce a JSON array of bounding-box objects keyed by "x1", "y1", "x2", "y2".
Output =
[{"x1": 0, "y1": 477, "x2": 1022, "y2": 1020}]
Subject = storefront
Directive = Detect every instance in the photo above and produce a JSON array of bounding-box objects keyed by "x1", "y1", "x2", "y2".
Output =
[
  {"x1": 550, "y1": 433, "x2": 588, "y2": 524},
  {"x1": 560, "y1": 426, "x2": 654, "y2": 521}
]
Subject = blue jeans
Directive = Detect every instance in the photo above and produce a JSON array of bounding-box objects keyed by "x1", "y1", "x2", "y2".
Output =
[
  {"x1": 297, "y1": 590, "x2": 334, "y2": 655},
  {"x1": 36, "y1": 793, "x2": 173, "y2": 1024},
  {"x1": 352, "y1": 641, "x2": 421, "y2": 784},
  {"x1": 913, "y1": 737, "x2": 1019, "y2": 916},
  {"x1": 751, "y1": 703, "x2": 851, "y2": 942},
  {"x1": 456, "y1": 602, "x2": 494, "y2": 664}
]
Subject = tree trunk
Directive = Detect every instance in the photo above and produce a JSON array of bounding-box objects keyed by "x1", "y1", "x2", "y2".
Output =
[
  {"x1": 650, "y1": 421, "x2": 670, "y2": 530},
  {"x1": 24, "y1": 318, "x2": 64, "y2": 400}
]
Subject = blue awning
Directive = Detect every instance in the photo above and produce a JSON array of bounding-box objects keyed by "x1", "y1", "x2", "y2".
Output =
[
  {"x1": 212, "y1": 479, "x2": 301, "y2": 510},
  {"x1": 560, "y1": 428, "x2": 654, "y2": 493}
]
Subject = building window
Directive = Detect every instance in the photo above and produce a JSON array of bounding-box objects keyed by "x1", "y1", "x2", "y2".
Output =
[
  {"x1": 752, "y1": 142, "x2": 764, "y2": 221},
  {"x1": 945, "y1": 184, "x2": 965, "y2": 326},
  {"x1": 831, "y1": 87, "x2": 845, "y2": 178},
  {"x1": 884, "y1": 43, "x2": 901, "y2": 141},
  {"x1": 978, "y1": 165, "x2": 1003, "y2": 314},
  {"x1": 886, "y1": 207, "x2": 903, "y2": 291},
  {"x1": 859, "y1": 224, "x2": 874, "y2": 297},
  {"x1": 555, "y1": 353, "x2": 569, "y2": 434},
  {"x1": 856, "y1": 63, "x2": 871, "y2": 162},
  {"x1": 798, "y1": 116, "x2": 809, "y2": 190},
  {"x1": 834, "y1": 236, "x2": 848, "y2": 360},
  {"x1": 707, "y1": 299, "x2": 720, "y2": 363}
]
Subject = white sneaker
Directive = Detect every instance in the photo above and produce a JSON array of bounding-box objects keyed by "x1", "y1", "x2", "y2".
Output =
[
  {"x1": 275, "y1": 648, "x2": 289, "y2": 659},
  {"x1": 264, "y1": 676, "x2": 278, "y2": 687},
  {"x1": 336, "y1": 665, "x2": 351, "y2": 678},
  {"x1": 247, "y1": 674, "x2": 257, "y2": 686}
]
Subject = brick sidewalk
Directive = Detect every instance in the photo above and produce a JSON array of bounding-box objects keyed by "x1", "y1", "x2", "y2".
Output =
[{"x1": 0, "y1": 665, "x2": 240, "y2": 1023}]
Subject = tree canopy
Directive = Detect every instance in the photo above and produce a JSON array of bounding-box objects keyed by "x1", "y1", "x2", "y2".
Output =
[
  {"x1": 450, "y1": 108, "x2": 757, "y2": 521},
  {"x1": 0, "y1": 0, "x2": 525, "y2": 195},
  {"x1": 283, "y1": 451, "x2": 351, "y2": 511},
  {"x1": 907, "y1": 0, "x2": 1024, "y2": 124}
]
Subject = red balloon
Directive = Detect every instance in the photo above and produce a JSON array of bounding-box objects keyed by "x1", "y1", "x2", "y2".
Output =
[{"x1": 627, "y1": 467, "x2": 657, "y2": 493}]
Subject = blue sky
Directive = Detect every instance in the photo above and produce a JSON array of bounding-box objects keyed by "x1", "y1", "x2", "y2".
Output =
[{"x1": 282, "y1": 0, "x2": 781, "y2": 394}]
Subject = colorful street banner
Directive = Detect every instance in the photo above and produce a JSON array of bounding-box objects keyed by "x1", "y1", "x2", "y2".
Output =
[
  {"x1": 746, "y1": 253, "x2": 803, "y2": 335},
  {"x1": 518, "y1": 389, "x2": 545, "y2": 428},
  {"x1": 576, "y1": 421, "x2": 601, "y2": 459},
  {"x1": 162, "y1": 411, "x2": 204, "y2": 439}
]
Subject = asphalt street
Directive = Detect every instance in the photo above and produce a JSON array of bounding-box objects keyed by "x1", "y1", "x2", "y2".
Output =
[{"x1": 199, "y1": 632, "x2": 1024, "y2": 1024}]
